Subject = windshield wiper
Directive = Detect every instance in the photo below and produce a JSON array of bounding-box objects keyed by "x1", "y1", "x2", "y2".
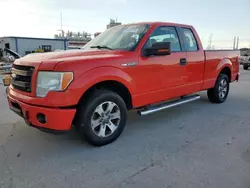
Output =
[{"x1": 90, "y1": 45, "x2": 113, "y2": 50}]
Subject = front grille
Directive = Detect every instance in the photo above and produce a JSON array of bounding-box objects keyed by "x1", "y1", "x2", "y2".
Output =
[{"x1": 11, "y1": 64, "x2": 34, "y2": 93}]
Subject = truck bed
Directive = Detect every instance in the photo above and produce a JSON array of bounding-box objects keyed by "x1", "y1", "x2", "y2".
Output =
[{"x1": 203, "y1": 50, "x2": 240, "y2": 89}]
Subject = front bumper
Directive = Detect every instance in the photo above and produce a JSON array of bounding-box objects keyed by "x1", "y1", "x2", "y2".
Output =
[{"x1": 7, "y1": 94, "x2": 76, "y2": 131}]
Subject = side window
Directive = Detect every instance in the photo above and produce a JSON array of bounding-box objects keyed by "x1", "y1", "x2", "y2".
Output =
[
  {"x1": 145, "y1": 26, "x2": 181, "y2": 52},
  {"x1": 182, "y1": 28, "x2": 198, "y2": 51}
]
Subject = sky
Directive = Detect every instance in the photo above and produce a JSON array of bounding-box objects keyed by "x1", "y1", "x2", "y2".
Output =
[{"x1": 0, "y1": 0, "x2": 249, "y2": 49}]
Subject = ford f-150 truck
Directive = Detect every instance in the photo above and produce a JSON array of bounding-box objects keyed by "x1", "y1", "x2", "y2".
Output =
[{"x1": 6, "y1": 22, "x2": 240, "y2": 146}]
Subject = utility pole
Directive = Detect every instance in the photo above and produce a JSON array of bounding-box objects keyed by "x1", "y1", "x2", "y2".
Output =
[
  {"x1": 208, "y1": 34, "x2": 213, "y2": 50},
  {"x1": 57, "y1": 12, "x2": 64, "y2": 38},
  {"x1": 233, "y1": 36, "x2": 236, "y2": 49},
  {"x1": 236, "y1": 37, "x2": 239, "y2": 50}
]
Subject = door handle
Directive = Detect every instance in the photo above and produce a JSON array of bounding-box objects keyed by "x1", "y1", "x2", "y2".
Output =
[{"x1": 180, "y1": 58, "x2": 187, "y2": 66}]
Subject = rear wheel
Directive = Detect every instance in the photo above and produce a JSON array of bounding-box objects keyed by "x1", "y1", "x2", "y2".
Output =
[
  {"x1": 76, "y1": 90, "x2": 127, "y2": 146},
  {"x1": 207, "y1": 73, "x2": 230, "y2": 103},
  {"x1": 243, "y1": 65, "x2": 249, "y2": 70}
]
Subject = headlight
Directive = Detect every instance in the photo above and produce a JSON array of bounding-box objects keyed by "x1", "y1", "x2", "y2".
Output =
[{"x1": 36, "y1": 71, "x2": 73, "y2": 97}]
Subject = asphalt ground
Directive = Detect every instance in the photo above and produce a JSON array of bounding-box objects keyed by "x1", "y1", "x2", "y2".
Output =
[{"x1": 0, "y1": 67, "x2": 250, "y2": 188}]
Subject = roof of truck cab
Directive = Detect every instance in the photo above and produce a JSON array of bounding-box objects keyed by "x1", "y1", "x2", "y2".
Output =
[{"x1": 123, "y1": 21, "x2": 193, "y2": 28}]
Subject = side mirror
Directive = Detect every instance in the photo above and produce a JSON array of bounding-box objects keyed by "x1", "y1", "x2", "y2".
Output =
[{"x1": 144, "y1": 42, "x2": 171, "y2": 57}]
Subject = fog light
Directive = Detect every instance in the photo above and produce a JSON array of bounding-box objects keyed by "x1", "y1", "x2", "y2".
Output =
[{"x1": 37, "y1": 113, "x2": 46, "y2": 124}]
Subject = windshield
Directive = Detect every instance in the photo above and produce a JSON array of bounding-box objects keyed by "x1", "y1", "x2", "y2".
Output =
[{"x1": 82, "y1": 24, "x2": 149, "y2": 51}]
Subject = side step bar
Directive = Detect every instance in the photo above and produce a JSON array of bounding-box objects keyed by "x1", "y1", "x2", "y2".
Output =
[{"x1": 138, "y1": 95, "x2": 200, "y2": 116}]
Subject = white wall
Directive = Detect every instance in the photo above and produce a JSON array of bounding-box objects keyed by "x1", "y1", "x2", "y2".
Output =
[{"x1": 17, "y1": 38, "x2": 67, "y2": 56}]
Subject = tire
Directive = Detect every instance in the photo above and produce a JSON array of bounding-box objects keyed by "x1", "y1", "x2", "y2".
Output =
[
  {"x1": 207, "y1": 73, "x2": 230, "y2": 103},
  {"x1": 75, "y1": 90, "x2": 127, "y2": 146},
  {"x1": 243, "y1": 65, "x2": 249, "y2": 70}
]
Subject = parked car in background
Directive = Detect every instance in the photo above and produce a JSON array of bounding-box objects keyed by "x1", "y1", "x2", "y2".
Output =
[
  {"x1": 239, "y1": 56, "x2": 246, "y2": 65},
  {"x1": 242, "y1": 55, "x2": 250, "y2": 70},
  {"x1": 239, "y1": 48, "x2": 250, "y2": 67},
  {"x1": 6, "y1": 22, "x2": 240, "y2": 146}
]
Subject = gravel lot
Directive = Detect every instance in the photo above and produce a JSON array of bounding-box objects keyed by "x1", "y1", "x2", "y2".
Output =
[{"x1": 0, "y1": 67, "x2": 250, "y2": 188}]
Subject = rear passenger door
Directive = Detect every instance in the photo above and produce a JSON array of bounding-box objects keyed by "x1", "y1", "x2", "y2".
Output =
[{"x1": 180, "y1": 27, "x2": 205, "y2": 93}]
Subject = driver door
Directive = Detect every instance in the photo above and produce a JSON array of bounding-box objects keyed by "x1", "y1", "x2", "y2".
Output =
[{"x1": 138, "y1": 26, "x2": 188, "y2": 104}]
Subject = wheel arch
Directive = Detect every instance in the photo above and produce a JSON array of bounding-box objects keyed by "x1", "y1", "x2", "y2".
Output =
[
  {"x1": 77, "y1": 80, "x2": 133, "y2": 110},
  {"x1": 69, "y1": 66, "x2": 135, "y2": 110},
  {"x1": 216, "y1": 58, "x2": 233, "y2": 82},
  {"x1": 219, "y1": 66, "x2": 231, "y2": 82}
]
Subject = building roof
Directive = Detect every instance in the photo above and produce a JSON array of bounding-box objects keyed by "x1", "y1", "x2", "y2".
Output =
[{"x1": 0, "y1": 36, "x2": 68, "y2": 41}]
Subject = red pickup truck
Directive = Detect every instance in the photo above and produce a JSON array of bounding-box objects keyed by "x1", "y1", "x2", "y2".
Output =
[{"x1": 6, "y1": 22, "x2": 240, "y2": 146}]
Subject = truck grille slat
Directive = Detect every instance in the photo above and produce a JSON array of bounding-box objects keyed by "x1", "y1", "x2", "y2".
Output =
[
  {"x1": 11, "y1": 65, "x2": 34, "y2": 93},
  {"x1": 11, "y1": 68, "x2": 33, "y2": 76}
]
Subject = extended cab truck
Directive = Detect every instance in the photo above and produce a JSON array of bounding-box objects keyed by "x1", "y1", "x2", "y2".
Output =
[{"x1": 6, "y1": 22, "x2": 240, "y2": 146}]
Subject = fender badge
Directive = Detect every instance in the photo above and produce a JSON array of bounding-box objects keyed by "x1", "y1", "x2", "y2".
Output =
[{"x1": 121, "y1": 62, "x2": 138, "y2": 67}]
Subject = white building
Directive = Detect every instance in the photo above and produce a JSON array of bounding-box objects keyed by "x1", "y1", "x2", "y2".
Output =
[{"x1": 0, "y1": 36, "x2": 69, "y2": 57}]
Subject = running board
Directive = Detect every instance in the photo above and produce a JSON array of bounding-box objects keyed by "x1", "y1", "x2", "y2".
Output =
[{"x1": 138, "y1": 95, "x2": 200, "y2": 116}]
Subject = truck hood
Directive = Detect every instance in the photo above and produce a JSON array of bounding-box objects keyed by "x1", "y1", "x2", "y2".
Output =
[{"x1": 14, "y1": 49, "x2": 124, "y2": 69}]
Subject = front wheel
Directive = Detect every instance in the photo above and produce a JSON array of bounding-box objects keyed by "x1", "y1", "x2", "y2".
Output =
[
  {"x1": 207, "y1": 73, "x2": 230, "y2": 103},
  {"x1": 243, "y1": 65, "x2": 249, "y2": 70},
  {"x1": 76, "y1": 90, "x2": 127, "y2": 146}
]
